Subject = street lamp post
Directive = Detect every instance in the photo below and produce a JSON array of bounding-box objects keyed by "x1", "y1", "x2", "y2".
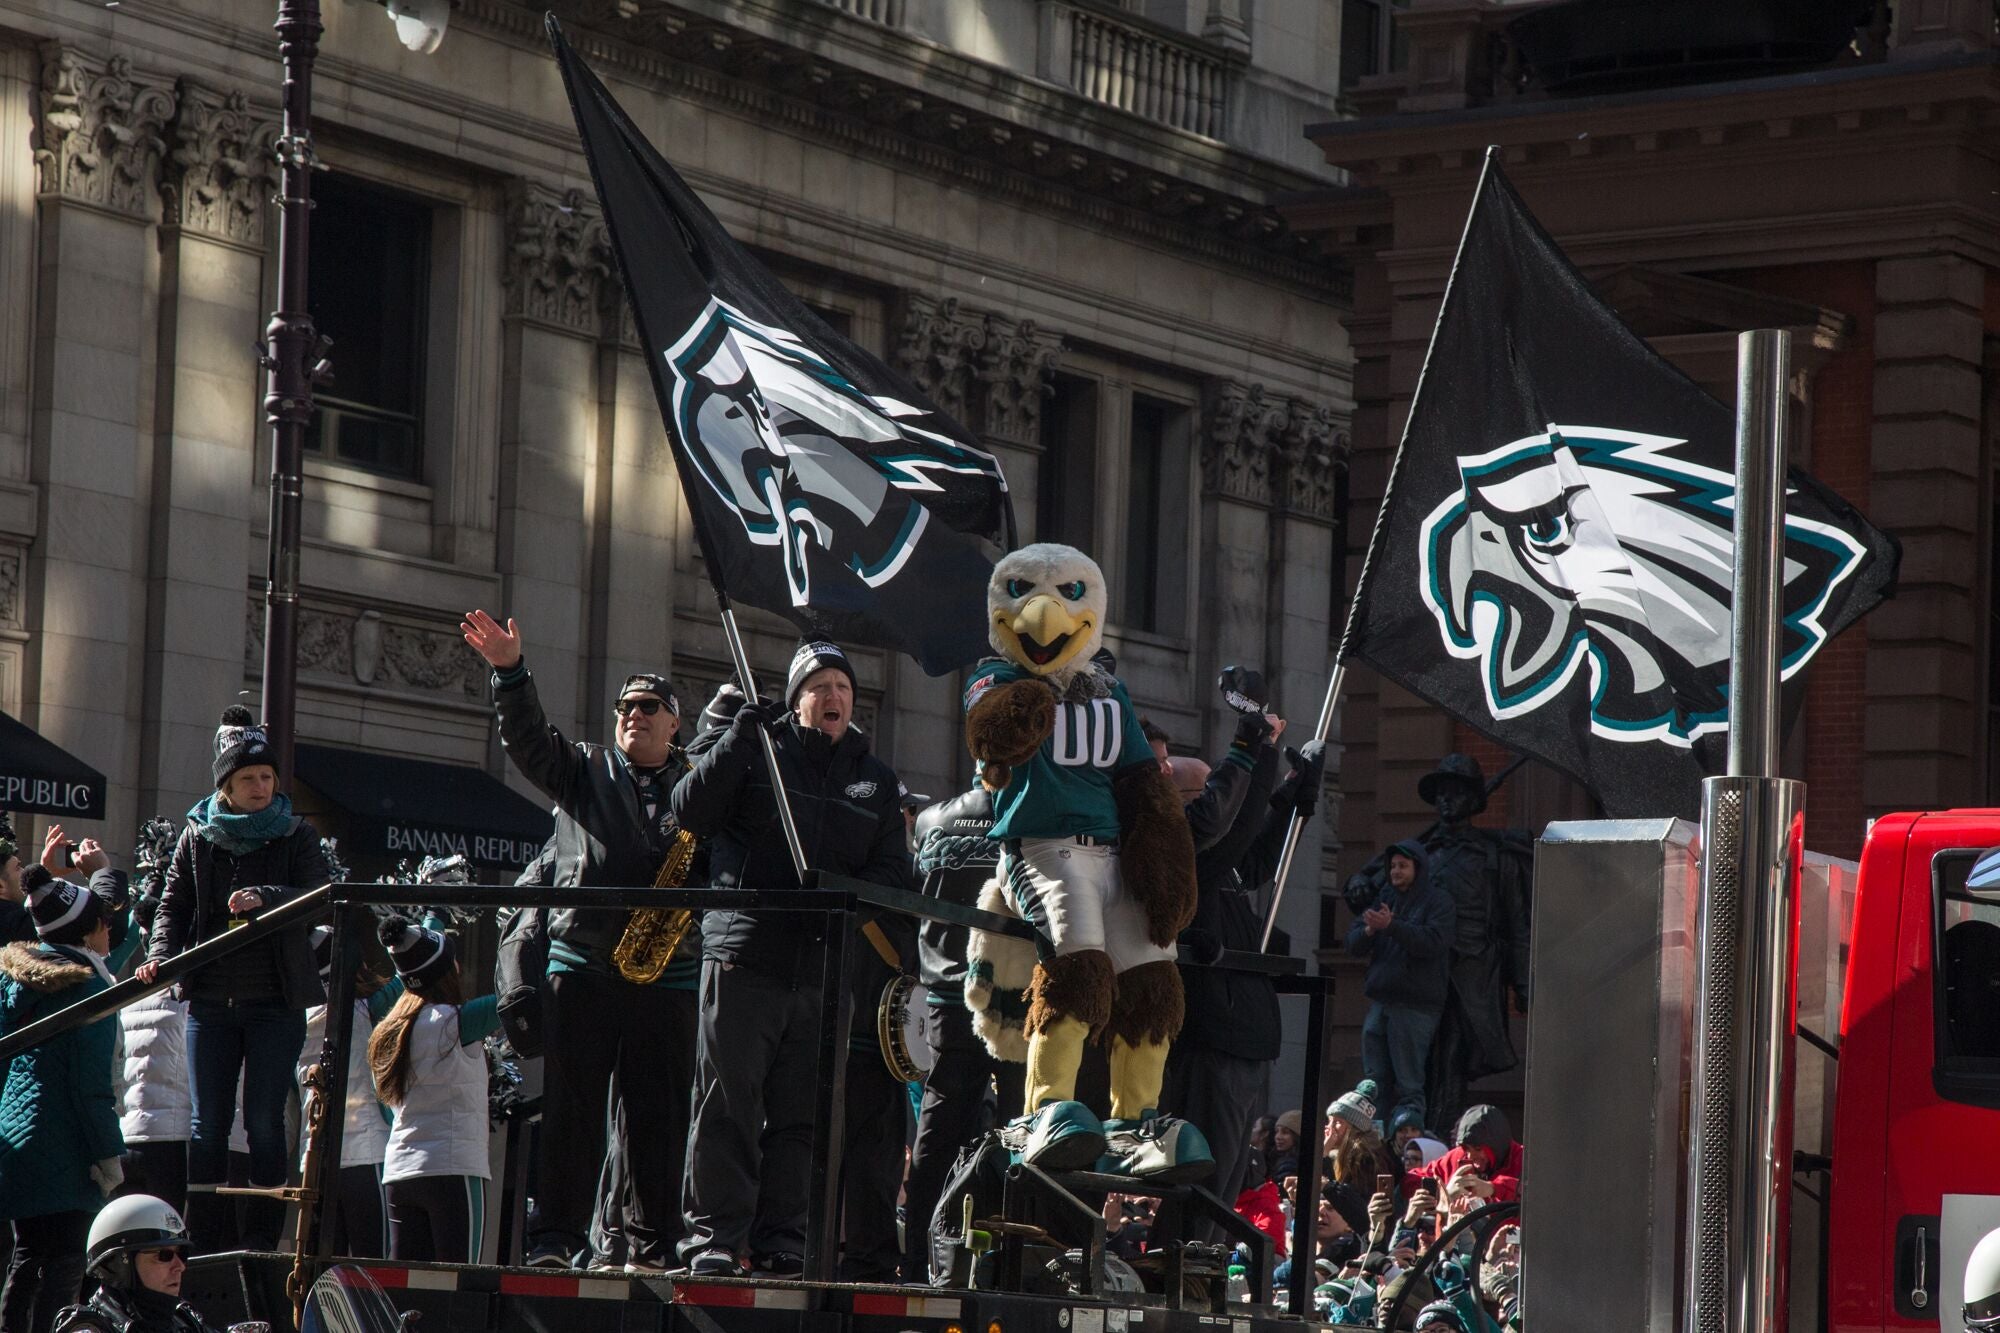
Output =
[{"x1": 259, "y1": 0, "x2": 327, "y2": 787}]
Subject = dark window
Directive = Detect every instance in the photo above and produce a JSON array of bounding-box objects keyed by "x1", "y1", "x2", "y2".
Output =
[
  {"x1": 306, "y1": 174, "x2": 431, "y2": 478},
  {"x1": 1123, "y1": 395, "x2": 1189, "y2": 636},
  {"x1": 803, "y1": 301, "x2": 853, "y2": 339},
  {"x1": 1341, "y1": 0, "x2": 1409, "y2": 89},
  {"x1": 1038, "y1": 374, "x2": 1098, "y2": 549},
  {"x1": 1931, "y1": 849, "x2": 2000, "y2": 1108}
]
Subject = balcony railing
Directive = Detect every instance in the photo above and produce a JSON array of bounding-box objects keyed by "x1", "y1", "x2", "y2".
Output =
[
  {"x1": 1042, "y1": 1, "x2": 1233, "y2": 138},
  {"x1": 816, "y1": 0, "x2": 907, "y2": 27}
]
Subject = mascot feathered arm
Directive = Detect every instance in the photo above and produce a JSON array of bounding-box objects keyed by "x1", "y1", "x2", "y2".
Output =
[
  {"x1": 966, "y1": 679, "x2": 1056, "y2": 793},
  {"x1": 1113, "y1": 759, "x2": 1197, "y2": 947}
]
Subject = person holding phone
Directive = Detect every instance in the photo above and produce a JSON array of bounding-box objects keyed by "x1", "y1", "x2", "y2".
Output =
[{"x1": 1409, "y1": 1104, "x2": 1522, "y2": 1206}]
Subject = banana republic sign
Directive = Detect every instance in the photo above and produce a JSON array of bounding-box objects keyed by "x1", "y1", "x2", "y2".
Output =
[
  {"x1": 294, "y1": 743, "x2": 551, "y2": 873},
  {"x1": 0, "y1": 710, "x2": 107, "y2": 820}
]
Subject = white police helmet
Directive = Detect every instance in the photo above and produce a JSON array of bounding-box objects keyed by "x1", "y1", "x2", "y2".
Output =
[
  {"x1": 85, "y1": 1194, "x2": 190, "y2": 1286},
  {"x1": 1968, "y1": 1226, "x2": 2000, "y2": 1331}
]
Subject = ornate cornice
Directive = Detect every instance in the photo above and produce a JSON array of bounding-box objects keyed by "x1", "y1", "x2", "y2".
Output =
[
  {"x1": 162, "y1": 78, "x2": 279, "y2": 246},
  {"x1": 33, "y1": 43, "x2": 176, "y2": 219},
  {"x1": 244, "y1": 599, "x2": 486, "y2": 700},
  {"x1": 1203, "y1": 378, "x2": 1346, "y2": 518},
  {"x1": 503, "y1": 177, "x2": 612, "y2": 336},
  {"x1": 893, "y1": 293, "x2": 1064, "y2": 447},
  {"x1": 467, "y1": 0, "x2": 1346, "y2": 299}
]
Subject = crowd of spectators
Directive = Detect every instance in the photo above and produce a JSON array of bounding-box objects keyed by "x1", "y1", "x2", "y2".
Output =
[{"x1": 1210, "y1": 1083, "x2": 1523, "y2": 1330}]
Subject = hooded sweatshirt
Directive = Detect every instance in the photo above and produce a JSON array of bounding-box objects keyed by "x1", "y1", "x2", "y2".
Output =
[
  {"x1": 1344, "y1": 839, "x2": 1456, "y2": 1010},
  {"x1": 1410, "y1": 1103, "x2": 1524, "y2": 1204}
]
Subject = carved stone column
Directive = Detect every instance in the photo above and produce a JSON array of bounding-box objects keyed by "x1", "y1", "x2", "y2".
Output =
[
  {"x1": 892, "y1": 292, "x2": 983, "y2": 423},
  {"x1": 973, "y1": 313, "x2": 1063, "y2": 448},
  {"x1": 497, "y1": 178, "x2": 614, "y2": 747},
  {"x1": 137, "y1": 76, "x2": 278, "y2": 818},
  {"x1": 1201, "y1": 379, "x2": 1286, "y2": 507},
  {"x1": 25, "y1": 43, "x2": 177, "y2": 836}
]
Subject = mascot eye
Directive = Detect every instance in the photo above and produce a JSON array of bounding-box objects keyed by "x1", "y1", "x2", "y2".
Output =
[
  {"x1": 1005, "y1": 578, "x2": 1032, "y2": 599},
  {"x1": 1522, "y1": 512, "x2": 1572, "y2": 556},
  {"x1": 1060, "y1": 581, "x2": 1087, "y2": 601}
]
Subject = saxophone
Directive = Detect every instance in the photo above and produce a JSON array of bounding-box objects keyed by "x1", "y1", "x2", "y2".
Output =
[{"x1": 612, "y1": 827, "x2": 699, "y2": 984}]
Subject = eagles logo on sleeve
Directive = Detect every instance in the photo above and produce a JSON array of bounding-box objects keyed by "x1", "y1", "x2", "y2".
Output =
[
  {"x1": 1416, "y1": 426, "x2": 1871, "y2": 748},
  {"x1": 663, "y1": 296, "x2": 1006, "y2": 608}
]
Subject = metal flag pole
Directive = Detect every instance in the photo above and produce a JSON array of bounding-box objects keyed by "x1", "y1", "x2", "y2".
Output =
[
  {"x1": 1259, "y1": 147, "x2": 1501, "y2": 951},
  {"x1": 717, "y1": 597, "x2": 811, "y2": 883},
  {"x1": 1682, "y1": 328, "x2": 1804, "y2": 1333}
]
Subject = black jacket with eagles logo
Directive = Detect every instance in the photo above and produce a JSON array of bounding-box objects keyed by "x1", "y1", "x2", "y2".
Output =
[
  {"x1": 492, "y1": 663, "x2": 690, "y2": 979},
  {"x1": 671, "y1": 715, "x2": 913, "y2": 982}
]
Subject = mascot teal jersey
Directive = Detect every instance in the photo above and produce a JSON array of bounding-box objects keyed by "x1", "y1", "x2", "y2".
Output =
[{"x1": 964, "y1": 659, "x2": 1154, "y2": 841}]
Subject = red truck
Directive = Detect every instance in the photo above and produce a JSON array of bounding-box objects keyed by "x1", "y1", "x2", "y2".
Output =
[{"x1": 1829, "y1": 809, "x2": 2000, "y2": 1331}]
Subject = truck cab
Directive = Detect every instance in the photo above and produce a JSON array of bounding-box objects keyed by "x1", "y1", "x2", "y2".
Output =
[{"x1": 1832, "y1": 811, "x2": 2000, "y2": 1331}]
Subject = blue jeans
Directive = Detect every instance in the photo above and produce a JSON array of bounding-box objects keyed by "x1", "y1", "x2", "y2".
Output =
[
  {"x1": 186, "y1": 998, "x2": 306, "y2": 1194},
  {"x1": 1360, "y1": 1001, "x2": 1441, "y2": 1132}
]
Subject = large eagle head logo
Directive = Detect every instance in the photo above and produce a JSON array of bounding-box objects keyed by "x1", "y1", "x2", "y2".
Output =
[
  {"x1": 661, "y1": 297, "x2": 1005, "y2": 606},
  {"x1": 1416, "y1": 427, "x2": 1869, "y2": 748}
]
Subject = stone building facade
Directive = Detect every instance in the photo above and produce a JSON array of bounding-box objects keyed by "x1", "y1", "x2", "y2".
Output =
[{"x1": 0, "y1": 0, "x2": 1352, "y2": 1081}]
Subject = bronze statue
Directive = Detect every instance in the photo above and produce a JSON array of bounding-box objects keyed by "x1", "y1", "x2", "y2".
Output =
[{"x1": 1343, "y1": 753, "x2": 1532, "y2": 1134}]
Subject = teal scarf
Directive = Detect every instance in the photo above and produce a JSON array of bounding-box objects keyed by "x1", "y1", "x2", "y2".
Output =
[{"x1": 188, "y1": 792, "x2": 294, "y2": 856}]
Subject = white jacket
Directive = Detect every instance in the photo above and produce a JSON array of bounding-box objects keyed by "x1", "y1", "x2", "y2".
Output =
[
  {"x1": 117, "y1": 992, "x2": 190, "y2": 1143},
  {"x1": 379, "y1": 1005, "x2": 489, "y2": 1183},
  {"x1": 300, "y1": 1000, "x2": 391, "y2": 1169}
]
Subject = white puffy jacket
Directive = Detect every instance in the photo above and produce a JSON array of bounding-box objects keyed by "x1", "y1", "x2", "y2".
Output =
[
  {"x1": 380, "y1": 1004, "x2": 489, "y2": 1183},
  {"x1": 299, "y1": 999, "x2": 392, "y2": 1169},
  {"x1": 117, "y1": 992, "x2": 190, "y2": 1143}
]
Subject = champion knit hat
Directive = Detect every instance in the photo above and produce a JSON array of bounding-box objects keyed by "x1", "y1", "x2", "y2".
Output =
[
  {"x1": 212, "y1": 704, "x2": 275, "y2": 789},
  {"x1": 377, "y1": 914, "x2": 454, "y2": 990},
  {"x1": 26, "y1": 865, "x2": 102, "y2": 945},
  {"x1": 785, "y1": 639, "x2": 857, "y2": 706}
]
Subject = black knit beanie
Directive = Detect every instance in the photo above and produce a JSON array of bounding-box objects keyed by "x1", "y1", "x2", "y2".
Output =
[
  {"x1": 377, "y1": 914, "x2": 454, "y2": 990},
  {"x1": 212, "y1": 705, "x2": 275, "y2": 789},
  {"x1": 26, "y1": 866, "x2": 102, "y2": 945},
  {"x1": 784, "y1": 639, "x2": 856, "y2": 706}
]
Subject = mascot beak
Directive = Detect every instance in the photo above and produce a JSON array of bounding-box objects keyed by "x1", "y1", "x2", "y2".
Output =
[{"x1": 1007, "y1": 594, "x2": 1092, "y2": 671}]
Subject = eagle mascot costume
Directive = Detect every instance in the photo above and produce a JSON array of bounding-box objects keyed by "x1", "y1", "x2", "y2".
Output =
[{"x1": 962, "y1": 543, "x2": 1211, "y2": 1180}]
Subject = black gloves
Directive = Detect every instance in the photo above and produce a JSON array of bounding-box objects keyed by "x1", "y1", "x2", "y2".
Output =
[
  {"x1": 1233, "y1": 710, "x2": 1275, "y2": 749},
  {"x1": 1285, "y1": 739, "x2": 1328, "y2": 816},
  {"x1": 728, "y1": 696, "x2": 788, "y2": 742}
]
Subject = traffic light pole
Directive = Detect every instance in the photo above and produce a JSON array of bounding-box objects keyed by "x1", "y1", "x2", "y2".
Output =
[{"x1": 259, "y1": 0, "x2": 326, "y2": 787}]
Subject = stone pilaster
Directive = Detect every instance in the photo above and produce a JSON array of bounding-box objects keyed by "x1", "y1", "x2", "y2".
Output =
[
  {"x1": 892, "y1": 292, "x2": 982, "y2": 423},
  {"x1": 137, "y1": 76, "x2": 275, "y2": 819},
  {"x1": 1862, "y1": 253, "x2": 1986, "y2": 813},
  {"x1": 23, "y1": 42, "x2": 177, "y2": 837},
  {"x1": 496, "y1": 178, "x2": 613, "y2": 754},
  {"x1": 972, "y1": 313, "x2": 1062, "y2": 448}
]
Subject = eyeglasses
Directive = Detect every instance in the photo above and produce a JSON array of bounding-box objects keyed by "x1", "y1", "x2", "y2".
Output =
[
  {"x1": 613, "y1": 698, "x2": 669, "y2": 717},
  {"x1": 145, "y1": 1248, "x2": 187, "y2": 1264}
]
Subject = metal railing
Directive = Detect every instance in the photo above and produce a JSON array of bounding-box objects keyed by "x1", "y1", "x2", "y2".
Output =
[{"x1": 1, "y1": 875, "x2": 1332, "y2": 1315}]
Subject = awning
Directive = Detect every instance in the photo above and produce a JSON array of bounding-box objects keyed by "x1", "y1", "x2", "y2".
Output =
[
  {"x1": 0, "y1": 709, "x2": 107, "y2": 819},
  {"x1": 294, "y1": 743, "x2": 551, "y2": 871}
]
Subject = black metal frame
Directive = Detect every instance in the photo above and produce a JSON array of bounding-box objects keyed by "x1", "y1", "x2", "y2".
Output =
[{"x1": 0, "y1": 872, "x2": 1334, "y2": 1315}]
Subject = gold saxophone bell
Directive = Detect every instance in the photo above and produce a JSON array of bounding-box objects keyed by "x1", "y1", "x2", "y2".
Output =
[{"x1": 612, "y1": 827, "x2": 699, "y2": 984}]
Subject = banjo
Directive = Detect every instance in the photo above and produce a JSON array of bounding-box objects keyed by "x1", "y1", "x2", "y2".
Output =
[{"x1": 861, "y1": 920, "x2": 933, "y2": 1083}]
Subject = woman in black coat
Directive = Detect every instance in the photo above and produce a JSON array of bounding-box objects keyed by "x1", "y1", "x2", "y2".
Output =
[{"x1": 135, "y1": 708, "x2": 327, "y2": 1251}]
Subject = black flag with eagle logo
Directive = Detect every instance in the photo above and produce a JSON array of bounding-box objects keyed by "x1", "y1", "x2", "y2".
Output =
[
  {"x1": 549, "y1": 19, "x2": 1013, "y2": 674},
  {"x1": 1344, "y1": 154, "x2": 1899, "y2": 819}
]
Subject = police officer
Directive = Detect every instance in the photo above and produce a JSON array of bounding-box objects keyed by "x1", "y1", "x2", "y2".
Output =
[{"x1": 53, "y1": 1197, "x2": 217, "y2": 1333}]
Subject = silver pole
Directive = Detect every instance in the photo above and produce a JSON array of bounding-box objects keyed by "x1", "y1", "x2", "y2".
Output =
[
  {"x1": 718, "y1": 602, "x2": 811, "y2": 883},
  {"x1": 1684, "y1": 329, "x2": 1802, "y2": 1333},
  {"x1": 1258, "y1": 662, "x2": 1343, "y2": 950},
  {"x1": 1726, "y1": 328, "x2": 1790, "y2": 780}
]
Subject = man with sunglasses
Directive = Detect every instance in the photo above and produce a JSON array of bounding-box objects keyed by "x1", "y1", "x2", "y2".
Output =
[
  {"x1": 53, "y1": 1195, "x2": 218, "y2": 1333},
  {"x1": 462, "y1": 609, "x2": 697, "y2": 1272}
]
